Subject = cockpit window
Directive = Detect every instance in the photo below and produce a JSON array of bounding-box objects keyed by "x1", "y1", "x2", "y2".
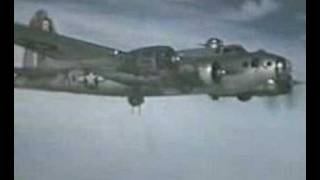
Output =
[{"x1": 223, "y1": 45, "x2": 246, "y2": 54}]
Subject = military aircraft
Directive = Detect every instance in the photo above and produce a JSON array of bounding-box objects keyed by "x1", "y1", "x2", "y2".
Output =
[{"x1": 14, "y1": 10, "x2": 303, "y2": 109}]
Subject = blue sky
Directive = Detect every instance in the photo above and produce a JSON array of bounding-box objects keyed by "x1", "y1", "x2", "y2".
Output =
[{"x1": 14, "y1": 0, "x2": 306, "y2": 180}]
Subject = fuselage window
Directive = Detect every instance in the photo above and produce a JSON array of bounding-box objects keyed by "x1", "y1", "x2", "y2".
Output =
[
  {"x1": 242, "y1": 61, "x2": 249, "y2": 68},
  {"x1": 266, "y1": 61, "x2": 273, "y2": 67},
  {"x1": 251, "y1": 58, "x2": 259, "y2": 68},
  {"x1": 156, "y1": 52, "x2": 172, "y2": 70},
  {"x1": 42, "y1": 20, "x2": 50, "y2": 32},
  {"x1": 262, "y1": 61, "x2": 273, "y2": 68},
  {"x1": 223, "y1": 48, "x2": 231, "y2": 53}
]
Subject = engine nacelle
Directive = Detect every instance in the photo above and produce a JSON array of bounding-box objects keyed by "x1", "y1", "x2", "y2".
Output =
[{"x1": 198, "y1": 62, "x2": 225, "y2": 85}]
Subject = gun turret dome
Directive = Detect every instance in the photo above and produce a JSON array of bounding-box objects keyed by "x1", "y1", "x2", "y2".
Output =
[{"x1": 203, "y1": 38, "x2": 224, "y2": 49}]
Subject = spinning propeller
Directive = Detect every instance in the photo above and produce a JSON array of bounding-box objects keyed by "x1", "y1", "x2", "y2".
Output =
[{"x1": 265, "y1": 73, "x2": 305, "y2": 110}]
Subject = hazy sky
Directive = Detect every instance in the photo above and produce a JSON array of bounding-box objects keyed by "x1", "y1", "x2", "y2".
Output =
[{"x1": 14, "y1": 0, "x2": 306, "y2": 180}]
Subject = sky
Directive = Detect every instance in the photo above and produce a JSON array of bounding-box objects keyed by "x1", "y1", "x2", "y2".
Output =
[{"x1": 14, "y1": 0, "x2": 306, "y2": 180}]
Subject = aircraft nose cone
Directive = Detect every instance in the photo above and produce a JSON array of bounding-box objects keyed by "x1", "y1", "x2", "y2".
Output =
[
  {"x1": 276, "y1": 70, "x2": 294, "y2": 93},
  {"x1": 273, "y1": 58, "x2": 295, "y2": 93},
  {"x1": 283, "y1": 74, "x2": 294, "y2": 93},
  {"x1": 275, "y1": 58, "x2": 291, "y2": 78}
]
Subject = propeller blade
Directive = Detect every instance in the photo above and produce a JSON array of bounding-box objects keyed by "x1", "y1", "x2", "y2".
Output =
[
  {"x1": 264, "y1": 78, "x2": 304, "y2": 110},
  {"x1": 285, "y1": 90, "x2": 295, "y2": 109},
  {"x1": 292, "y1": 80, "x2": 305, "y2": 86},
  {"x1": 264, "y1": 96, "x2": 279, "y2": 110},
  {"x1": 284, "y1": 78, "x2": 305, "y2": 109}
]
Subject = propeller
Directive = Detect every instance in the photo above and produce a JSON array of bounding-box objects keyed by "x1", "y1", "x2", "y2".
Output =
[
  {"x1": 264, "y1": 75, "x2": 305, "y2": 110},
  {"x1": 285, "y1": 79, "x2": 305, "y2": 108},
  {"x1": 264, "y1": 57, "x2": 305, "y2": 109}
]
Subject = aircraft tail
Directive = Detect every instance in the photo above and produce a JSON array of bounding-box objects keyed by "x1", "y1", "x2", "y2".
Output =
[{"x1": 23, "y1": 10, "x2": 57, "y2": 69}]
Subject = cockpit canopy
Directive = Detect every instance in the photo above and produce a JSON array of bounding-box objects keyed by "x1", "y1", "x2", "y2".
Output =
[
  {"x1": 128, "y1": 46, "x2": 177, "y2": 70},
  {"x1": 129, "y1": 46, "x2": 175, "y2": 57},
  {"x1": 222, "y1": 45, "x2": 247, "y2": 54}
]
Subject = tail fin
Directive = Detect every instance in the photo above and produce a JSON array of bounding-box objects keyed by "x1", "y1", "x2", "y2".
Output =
[{"x1": 23, "y1": 10, "x2": 57, "y2": 69}]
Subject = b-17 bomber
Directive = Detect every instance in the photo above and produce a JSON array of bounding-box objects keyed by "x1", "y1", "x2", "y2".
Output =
[{"x1": 14, "y1": 10, "x2": 303, "y2": 110}]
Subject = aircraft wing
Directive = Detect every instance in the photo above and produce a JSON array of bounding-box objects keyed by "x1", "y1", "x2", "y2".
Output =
[
  {"x1": 14, "y1": 65, "x2": 162, "y2": 87},
  {"x1": 14, "y1": 67, "x2": 182, "y2": 97},
  {"x1": 14, "y1": 23, "x2": 125, "y2": 60}
]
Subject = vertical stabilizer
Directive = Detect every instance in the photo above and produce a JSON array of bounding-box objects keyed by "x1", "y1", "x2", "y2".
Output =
[{"x1": 23, "y1": 10, "x2": 57, "y2": 69}]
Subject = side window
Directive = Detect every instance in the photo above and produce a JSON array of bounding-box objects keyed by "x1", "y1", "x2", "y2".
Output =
[
  {"x1": 242, "y1": 61, "x2": 249, "y2": 68},
  {"x1": 264, "y1": 61, "x2": 273, "y2": 68},
  {"x1": 42, "y1": 20, "x2": 50, "y2": 32},
  {"x1": 223, "y1": 48, "x2": 231, "y2": 53},
  {"x1": 251, "y1": 58, "x2": 259, "y2": 68},
  {"x1": 156, "y1": 50, "x2": 176, "y2": 70}
]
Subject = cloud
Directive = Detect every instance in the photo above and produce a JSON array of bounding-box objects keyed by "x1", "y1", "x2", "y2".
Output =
[
  {"x1": 14, "y1": 0, "x2": 305, "y2": 79},
  {"x1": 222, "y1": 0, "x2": 280, "y2": 22},
  {"x1": 301, "y1": 34, "x2": 306, "y2": 41},
  {"x1": 294, "y1": 13, "x2": 305, "y2": 42},
  {"x1": 296, "y1": 13, "x2": 306, "y2": 22}
]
